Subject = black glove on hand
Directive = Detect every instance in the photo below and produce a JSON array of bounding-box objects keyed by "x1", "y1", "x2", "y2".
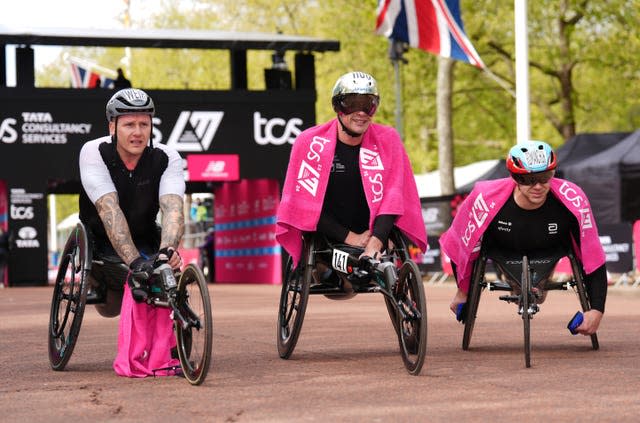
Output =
[
  {"x1": 157, "y1": 247, "x2": 175, "y2": 262},
  {"x1": 128, "y1": 256, "x2": 156, "y2": 303},
  {"x1": 129, "y1": 256, "x2": 156, "y2": 276}
]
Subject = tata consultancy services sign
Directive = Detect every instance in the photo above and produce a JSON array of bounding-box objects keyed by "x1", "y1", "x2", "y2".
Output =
[
  {"x1": 0, "y1": 88, "x2": 315, "y2": 183},
  {"x1": 187, "y1": 154, "x2": 239, "y2": 181}
]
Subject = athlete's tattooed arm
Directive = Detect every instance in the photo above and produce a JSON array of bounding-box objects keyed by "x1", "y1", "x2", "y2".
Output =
[
  {"x1": 94, "y1": 192, "x2": 139, "y2": 265},
  {"x1": 159, "y1": 194, "x2": 185, "y2": 250}
]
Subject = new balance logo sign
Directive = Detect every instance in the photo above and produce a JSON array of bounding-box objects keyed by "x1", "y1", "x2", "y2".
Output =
[
  {"x1": 297, "y1": 161, "x2": 320, "y2": 197},
  {"x1": 205, "y1": 161, "x2": 226, "y2": 174},
  {"x1": 360, "y1": 148, "x2": 384, "y2": 170},
  {"x1": 166, "y1": 111, "x2": 224, "y2": 152}
]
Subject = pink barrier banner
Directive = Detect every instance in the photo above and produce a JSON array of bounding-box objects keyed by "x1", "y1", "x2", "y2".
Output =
[
  {"x1": 214, "y1": 179, "x2": 281, "y2": 284},
  {"x1": 187, "y1": 154, "x2": 239, "y2": 181},
  {"x1": 178, "y1": 248, "x2": 200, "y2": 267}
]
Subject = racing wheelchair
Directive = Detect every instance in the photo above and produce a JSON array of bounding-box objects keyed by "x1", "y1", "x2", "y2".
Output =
[
  {"x1": 277, "y1": 229, "x2": 427, "y2": 375},
  {"x1": 48, "y1": 222, "x2": 213, "y2": 385},
  {"x1": 460, "y1": 244, "x2": 599, "y2": 368}
]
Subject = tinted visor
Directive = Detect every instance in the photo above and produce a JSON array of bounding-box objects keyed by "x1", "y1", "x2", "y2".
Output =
[
  {"x1": 336, "y1": 94, "x2": 379, "y2": 116},
  {"x1": 511, "y1": 170, "x2": 554, "y2": 186}
]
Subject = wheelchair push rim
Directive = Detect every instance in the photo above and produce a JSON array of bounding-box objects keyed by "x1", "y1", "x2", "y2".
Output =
[
  {"x1": 48, "y1": 224, "x2": 89, "y2": 371},
  {"x1": 174, "y1": 264, "x2": 213, "y2": 385},
  {"x1": 569, "y1": 255, "x2": 600, "y2": 350},
  {"x1": 395, "y1": 259, "x2": 427, "y2": 375},
  {"x1": 462, "y1": 255, "x2": 486, "y2": 351}
]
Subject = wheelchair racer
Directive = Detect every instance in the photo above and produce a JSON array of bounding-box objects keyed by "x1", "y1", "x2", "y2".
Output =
[
  {"x1": 276, "y1": 71, "x2": 427, "y2": 277},
  {"x1": 439, "y1": 140, "x2": 607, "y2": 335},
  {"x1": 78, "y1": 88, "x2": 185, "y2": 377}
]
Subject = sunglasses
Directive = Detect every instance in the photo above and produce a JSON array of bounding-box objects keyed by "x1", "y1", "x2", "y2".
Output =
[
  {"x1": 511, "y1": 170, "x2": 554, "y2": 186},
  {"x1": 336, "y1": 94, "x2": 379, "y2": 116}
]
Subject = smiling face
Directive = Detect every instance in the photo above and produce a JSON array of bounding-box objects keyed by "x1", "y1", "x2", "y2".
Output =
[
  {"x1": 109, "y1": 113, "x2": 152, "y2": 164},
  {"x1": 338, "y1": 110, "x2": 373, "y2": 143}
]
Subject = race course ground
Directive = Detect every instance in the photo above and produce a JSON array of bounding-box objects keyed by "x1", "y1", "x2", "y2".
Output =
[{"x1": 1, "y1": 282, "x2": 639, "y2": 422}]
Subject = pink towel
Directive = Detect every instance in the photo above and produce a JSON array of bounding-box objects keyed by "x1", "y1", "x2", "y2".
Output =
[
  {"x1": 276, "y1": 118, "x2": 427, "y2": 266},
  {"x1": 113, "y1": 284, "x2": 179, "y2": 377},
  {"x1": 439, "y1": 177, "x2": 606, "y2": 292}
]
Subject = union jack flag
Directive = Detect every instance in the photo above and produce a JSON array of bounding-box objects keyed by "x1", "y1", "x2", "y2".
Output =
[
  {"x1": 376, "y1": 0, "x2": 485, "y2": 68},
  {"x1": 69, "y1": 61, "x2": 115, "y2": 89}
]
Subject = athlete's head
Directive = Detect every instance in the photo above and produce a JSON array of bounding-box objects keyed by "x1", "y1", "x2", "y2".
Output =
[
  {"x1": 106, "y1": 88, "x2": 155, "y2": 122},
  {"x1": 331, "y1": 71, "x2": 379, "y2": 138},
  {"x1": 506, "y1": 140, "x2": 557, "y2": 186},
  {"x1": 106, "y1": 88, "x2": 155, "y2": 157}
]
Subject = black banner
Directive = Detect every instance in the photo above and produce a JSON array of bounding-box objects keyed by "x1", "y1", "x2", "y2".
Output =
[
  {"x1": 0, "y1": 87, "x2": 317, "y2": 286},
  {"x1": 0, "y1": 88, "x2": 315, "y2": 183},
  {"x1": 598, "y1": 223, "x2": 633, "y2": 273},
  {"x1": 7, "y1": 182, "x2": 48, "y2": 286}
]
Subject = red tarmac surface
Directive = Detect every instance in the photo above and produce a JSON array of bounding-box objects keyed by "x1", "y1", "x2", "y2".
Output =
[{"x1": 1, "y1": 281, "x2": 640, "y2": 422}]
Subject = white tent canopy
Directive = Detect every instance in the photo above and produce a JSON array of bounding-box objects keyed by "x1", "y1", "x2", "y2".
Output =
[
  {"x1": 414, "y1": 160, "x2": 499, "y2": 198},
  {"x1": 56, "y1": 212, "x2": 79, "y2": 231}
]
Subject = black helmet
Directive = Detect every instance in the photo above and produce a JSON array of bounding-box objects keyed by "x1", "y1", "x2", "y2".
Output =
[{"x1": 105, "y1": 88, "x2": 155, "y2": 122}]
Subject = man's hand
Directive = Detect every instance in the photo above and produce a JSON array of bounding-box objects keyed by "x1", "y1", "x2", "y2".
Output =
[
  {"x1": 361, "y1": 236, "x2": 384, "y2": 260},
  {"x1": 158, "y1": 247, "x2": 182, "y2": 270},
  {"x1": 345, "y1": 230, "x2": 371, "y2": 248},
  {"x1": 576, "y1": 309, "x2": 603, "y2": 335}
]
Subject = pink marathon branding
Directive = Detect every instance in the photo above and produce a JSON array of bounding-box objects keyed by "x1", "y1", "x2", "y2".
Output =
[{"x1": 187, "y1": 154, "x2": 239, "y2": 181}]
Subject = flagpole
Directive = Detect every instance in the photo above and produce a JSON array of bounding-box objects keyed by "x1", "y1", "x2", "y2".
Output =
[
  {"x1": 122, "y1": 0, "x2": 132, "y2": 77},
  {"x1": 389, "y1": 39, "x2": 408, "y2": 140},
  {"x1": 515, "y1": 0, "x2": 530, "y2": 143}
]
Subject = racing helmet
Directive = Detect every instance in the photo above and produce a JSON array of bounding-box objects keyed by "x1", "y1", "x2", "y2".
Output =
[
  {"x1": 331, "y1": 71, "x2": 380, "y2": 115},
  {"x1": 506, "y1": 140, "x2": 557, "y2": 174},
  {"x1": 106, "y1": 88, "x2": 155, "y2": 122}
]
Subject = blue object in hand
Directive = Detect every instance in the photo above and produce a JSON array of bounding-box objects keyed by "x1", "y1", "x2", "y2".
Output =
[
  {"x1": 456, "y1": 303, "x2": 466, "y2": 323},
  {"x1": 567, "y1": 311, "x2": 583, "y2": 335}
]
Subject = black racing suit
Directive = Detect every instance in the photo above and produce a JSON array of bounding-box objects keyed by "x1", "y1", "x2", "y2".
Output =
[{"x1": 316, "y1": 139, "x2": 395, "y2": 249}]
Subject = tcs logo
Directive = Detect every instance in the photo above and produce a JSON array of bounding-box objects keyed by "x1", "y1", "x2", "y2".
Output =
[
  {"x1": 0, "y1": 118, "x2": 18, "y2": 143},
  {"x1": 11, "y1": 205, "x2": 34, "y2": 220},
  {"x1": 253, "y1": 112, "x2": 302, "y2": 145}
]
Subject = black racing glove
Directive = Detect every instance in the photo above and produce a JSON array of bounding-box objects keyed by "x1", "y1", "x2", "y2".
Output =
[
  {"x1": 128, "y1": 256, "x2": 156, "y2": 302},
  {"x1": 129, "y1": 256, "x2": 156, "y2": 276},
  {"x1": 158, "y1": 247, "x2": 175, "y2": 262}
]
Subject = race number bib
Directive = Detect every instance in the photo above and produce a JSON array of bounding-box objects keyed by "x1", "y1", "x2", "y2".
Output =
[{"x1": 332, "y1": 249, "x2": 349, "y2": 273}]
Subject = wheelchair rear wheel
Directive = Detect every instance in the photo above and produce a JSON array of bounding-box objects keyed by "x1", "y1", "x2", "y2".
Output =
[
  {"x1": 521, "y1": 256, "x2": 532, "y2": 368},
  {"x1": 277, "y1": 242, "x2": 312, "y2": 359},
  {"x1": 48, "y1": 223, "x2": 90, "y2": 371},
  {"x1": 462, "y1": 256, "x2": 486, "y2": 350},
  {"x1": 570, "y1": 256, "x2": 599, "y2": 350},
  {"x1": 395, "y1": 259, "x2": 427, "y2": 375},
  {"x1": 174, "y1": 264, "x2": 213, "y2": 385}
]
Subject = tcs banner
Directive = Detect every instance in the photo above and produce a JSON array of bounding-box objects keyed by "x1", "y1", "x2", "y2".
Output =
[{"x1": 214, "y1": 179, "x2": 281, "y2": 284}]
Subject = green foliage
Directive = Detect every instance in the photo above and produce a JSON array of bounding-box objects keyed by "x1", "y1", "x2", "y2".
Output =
[{"x1": 35, "y1": 0, "x2": 640, "y2": 172}]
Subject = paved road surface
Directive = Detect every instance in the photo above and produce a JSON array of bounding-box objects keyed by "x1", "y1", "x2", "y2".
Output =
[{"x1": 1, "y1": 282, "x2": 639, "y2": 422}]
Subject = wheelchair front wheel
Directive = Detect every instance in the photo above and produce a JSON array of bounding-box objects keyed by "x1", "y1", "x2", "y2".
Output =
[
  {"x1": 277, "y1": 254, "x2": 311, "y2": 359},
  {"x1": 521, "y1": 256, "x2": 532, "y2": 368},
  {"x1": 174, "y1": 264, "x2": 213, "y2": 385},
  {"x1": 395, "y1": 259, "x2": 427, "y2": 375},
  {"x1": 48, "y1": 223, "x2": 90, "y2": 371}
]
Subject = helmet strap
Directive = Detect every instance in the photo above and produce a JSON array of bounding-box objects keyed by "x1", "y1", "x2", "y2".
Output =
[{"x1": 337, "y1": 115, "x2": 362, "y2": 138}]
